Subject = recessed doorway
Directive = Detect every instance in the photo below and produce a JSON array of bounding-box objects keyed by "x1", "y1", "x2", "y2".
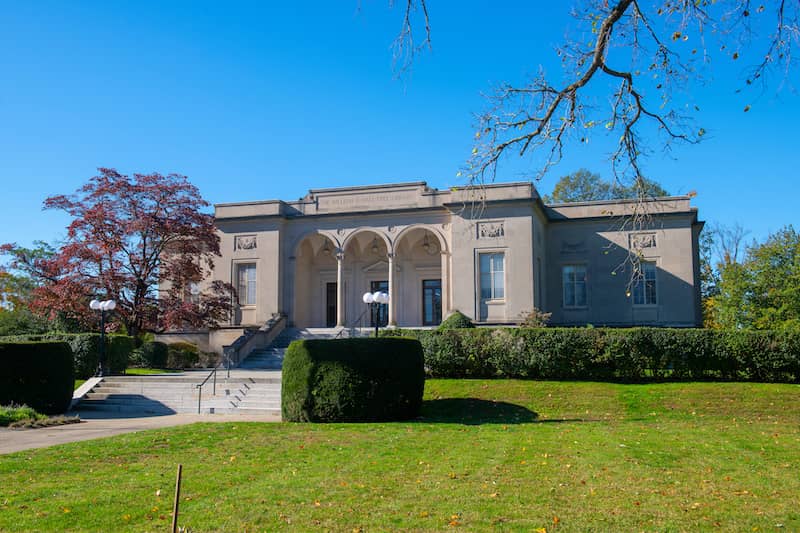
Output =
[{"x1": 422, "y1": 279, "x2": 442, "y2": 325}]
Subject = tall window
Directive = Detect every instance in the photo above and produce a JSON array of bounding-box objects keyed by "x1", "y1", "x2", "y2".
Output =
[
  {"x1": 633, "y1": 261, "x2": 657, "y2": 305},
  {"x1": 422, "y1": 279, "x2": 442, "y2": 325},
  {"x1": 562, "y1": 265, "x2": 587, "y2": 307},
  {"x1": 185, "y1": 282, "x2": 201, "y2": 305},
  {"x1": 237, "y1": 264, "x2": 257, "y2": 306},
  {"x1": 479, "y1": 252, "x2": 505, "y2": 300}
]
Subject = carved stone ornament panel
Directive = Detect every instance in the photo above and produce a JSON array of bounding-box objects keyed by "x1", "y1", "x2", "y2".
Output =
[
  {"x1": 235, "y1": 235, "x2": 257, "y2": 251},
  {"x1": 560, "y1": 240, "x2": 586, "y2": 254},
  {"x1": 477, "y1": 221, "x2": 505, "y2": 239},
  {"x1": 629, "y1": 232, "x2": 657, "y2": 250}
]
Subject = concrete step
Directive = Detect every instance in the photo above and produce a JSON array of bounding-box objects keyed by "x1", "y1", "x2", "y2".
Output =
[{"x1": 74, "y1": 373, "x2": 283, "y2": 416}]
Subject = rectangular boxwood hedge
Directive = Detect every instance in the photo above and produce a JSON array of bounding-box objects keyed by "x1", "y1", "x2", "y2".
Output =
[
  {"x1": 0, "y1": 333, "x2": 134, "y2": 378},
  {"x1": 282, "y1": 337, "x2": 425, "y2": 422},
  {"x1": 380, "y1": 327, "x2": 800, "y2": 382},
  {"x1": 0, "y1": 341, "x2": 74, "y2": 414}
]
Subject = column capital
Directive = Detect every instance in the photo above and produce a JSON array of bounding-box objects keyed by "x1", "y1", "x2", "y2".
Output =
[
  {"x1": 335, "y1": 251, "x2": 344, "y2": 261},
  {"x1": 387, "y1": 252, "x2": 396, "y2": 260}
]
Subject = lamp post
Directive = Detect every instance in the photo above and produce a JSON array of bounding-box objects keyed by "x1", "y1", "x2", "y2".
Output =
[
  {"x1": 362, "y1": 290, "x2": 389, "y2": 338},
  {"x1": 89, "y1": 299, "x2": 116, "y2": 377}
]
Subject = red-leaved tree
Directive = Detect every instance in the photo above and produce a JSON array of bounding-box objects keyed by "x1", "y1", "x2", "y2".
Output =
[{"x1": 1, "y1": 168, "x2": 233, "y2": 337}]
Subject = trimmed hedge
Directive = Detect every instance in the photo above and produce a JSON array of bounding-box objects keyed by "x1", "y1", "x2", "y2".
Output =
[
  {"x1": 131, "y1": 341, "x2": 169, "y2": 368},
  {"x1": 438, "y1": 310, "x2": 475, "y2": 330},
  {"x1": 282, "y1": 338, "x2": 425, "y2": 422},
  {"x1": 380, "y1": 327, "x2": 800, "y2": 382},
  {"x1": 0, "y1": 333, "x2": 134, "y2": 378},
  {"x1": 166, "y1": 342, "x2": 200, "y2": 369},
  {"x1": 0, "y1": 341, "x2": 74, "y2": 414}
]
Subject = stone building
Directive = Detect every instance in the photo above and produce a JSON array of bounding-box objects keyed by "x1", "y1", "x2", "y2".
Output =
[{"x1": 199, "y1": 180, "x2": 702, "y2": 339}]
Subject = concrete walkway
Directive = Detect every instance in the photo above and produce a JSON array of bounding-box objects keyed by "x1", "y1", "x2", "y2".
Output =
[{"x1": 0, "y1": 411, "x2": 280, "y2": 455}]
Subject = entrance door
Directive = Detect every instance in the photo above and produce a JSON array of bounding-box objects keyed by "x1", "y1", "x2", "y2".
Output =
[
  {"x1": 422, "y1": 279, "x2": 442, "y2": 325},
  {"x1": 326, "y1": 282, "x2": 337, "y2": 327},
  {"x1": 369, "y1": 280, "x2": 389, "y2": 327}
]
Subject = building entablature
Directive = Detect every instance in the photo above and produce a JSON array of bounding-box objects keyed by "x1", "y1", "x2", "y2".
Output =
[{"x1": 214, "y1": 181, "x2": 539, "y2": 221}]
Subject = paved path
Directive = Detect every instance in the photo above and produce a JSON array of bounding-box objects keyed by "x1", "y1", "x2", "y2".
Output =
[{"x1": 0, "y1": 412, "x2": 280, "y2": 455}]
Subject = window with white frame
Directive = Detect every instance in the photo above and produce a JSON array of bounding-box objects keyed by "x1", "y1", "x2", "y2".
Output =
[
  {"x1": 237, "y1": 264, "x2": 257, "y2": 306},
  {"x1": 185, "y1": 282, "x2": 201, "y2": 305},
  {"x1": 562, "y1": 265, "x2": 587, "y2": 307},
  {"x1": 632, "y1": 261, "x2": 657, "y2": 305},
  {"x1": 479, "y1": 252, "x2": 505, "y2": 300}
]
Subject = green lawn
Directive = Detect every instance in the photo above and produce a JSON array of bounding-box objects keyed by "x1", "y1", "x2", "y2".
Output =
[
  {"x1": 124, "y1": 367, "x2": 180, "y2": 375},
  {"x1": 2, "y1": 380, "x2": 799, "y2": 531}
]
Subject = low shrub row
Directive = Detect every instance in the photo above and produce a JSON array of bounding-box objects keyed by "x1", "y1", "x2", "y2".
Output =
[
  {"x1": 129, "y1": 341, "x2": 213, "y2": 369},
  {"x1": 167, "y1": 341, "x2": 200, "y2": 369},
  {"x1": 130, "y1": 341, "x2": 169, "y2": 368},
  {"x1": 381, "y1": 327, "x2": 800, "y2": 382},
  {"x1": 282, "y1": 337, "x2": 425, "y2": 422},
  {"x1": 0, "y1": 342, "x2": 74, "y2": 414},
  {"x1": 0, "y1": 404, "x2": 46, "y2": 427},
  {"x1": 0, "y1": 333, "x2": 134, "y2": 378}
]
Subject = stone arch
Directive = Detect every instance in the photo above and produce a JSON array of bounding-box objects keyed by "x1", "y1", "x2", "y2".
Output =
[
  {"x1": 393, "y1": 224, "x2": 448, "y2": 254},
  {"x1": 340, "y1": 228, "x2": 393, "y2": 255},
  {"x1": 390, "y1": 224, "x2": 449, "y2": 327},
  {"x1": 290, "y1": 230, "x2": 340, "y2": 257},
  {"x1": 291, "y1": 231, "x2": 340, "y2": 328}
]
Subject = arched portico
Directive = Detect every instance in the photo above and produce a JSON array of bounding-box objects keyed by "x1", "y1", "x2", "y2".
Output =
[
  {"x1": 392, "y1": 225, "x2": 449, "y2": 326},
  {"x1": 292, "y1": 232, "x2": 339, "y2": 328},
  {"x1": 291, "y1": 224, "x2": 450, "y2": 328},
  {"x1": 341, "y1": 229, "x2": 392, "y2": 327}
]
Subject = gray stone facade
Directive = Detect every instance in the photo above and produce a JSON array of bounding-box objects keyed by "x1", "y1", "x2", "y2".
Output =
[{"x1": 204, "y1": 181, "x2": 702, "y2": 331}]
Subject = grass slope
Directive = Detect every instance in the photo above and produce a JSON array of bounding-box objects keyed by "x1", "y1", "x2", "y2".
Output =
[{"x1": 1, "y1": 380, "x2": 798, "y2": 531}]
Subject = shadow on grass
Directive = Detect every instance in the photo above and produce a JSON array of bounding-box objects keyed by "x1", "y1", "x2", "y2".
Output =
[{"x1": 418, "y1": 398, "x2": 539, "y2": 425}]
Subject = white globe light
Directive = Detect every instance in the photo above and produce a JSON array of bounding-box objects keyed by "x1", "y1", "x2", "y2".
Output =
[
  {"x1": 372, "y1": 291, "x2": 382, "y2": 303},
  {"x1": 89, "y1": 299, "x2": 100, "y2": 310},
  {"x1": 362, "y1": 292, "x2": 374, "y2": 304},
  {"x1": 378, "y1": 292, "x2": 389, "y2": 304},
  {"x1": 105, "y1": 300, "x2": 117, "y2": 311}
]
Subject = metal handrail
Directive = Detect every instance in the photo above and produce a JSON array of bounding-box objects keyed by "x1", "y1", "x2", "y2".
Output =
[
  {"x1": 195, "y1": 351, "x2": 233, "y2": 414},
  {"x1": 334, "y1": 308, "x2": 370, "y2": 339},
  {"x1": 195, "y1": 313, "x2": 282, "y2": 414}
]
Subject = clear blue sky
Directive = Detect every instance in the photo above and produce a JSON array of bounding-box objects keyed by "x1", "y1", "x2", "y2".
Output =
[{"x1": 1, "y1": 1, "x2": 797, "y2": 250}]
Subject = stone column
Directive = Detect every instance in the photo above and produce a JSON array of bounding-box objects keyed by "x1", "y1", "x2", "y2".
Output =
[
  {"x1": 440, "y1": 251, "x2": 450, "y2": 318},
  {"x1": 336, "y1": 251, "x2": 345, "y2": 327},
  {"x1": 387, "y1": 252, "x2": 396, "y2": 326}
]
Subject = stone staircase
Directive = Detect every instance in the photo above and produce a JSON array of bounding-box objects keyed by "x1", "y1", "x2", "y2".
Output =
[
  {"x1": 73, "y1": 328, "x2": 351, "y2": 417},
  {"x1": 237, "y1": 327, "x2": 343, "y2": 369},
  {"x1": 74, "y1": 373, "x2": 282, "y2": 416}
]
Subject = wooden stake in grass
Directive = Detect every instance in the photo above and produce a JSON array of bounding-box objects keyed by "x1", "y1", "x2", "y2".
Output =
[{"x1": 171, "y1": 464, "x2": 182, "y2": 533}]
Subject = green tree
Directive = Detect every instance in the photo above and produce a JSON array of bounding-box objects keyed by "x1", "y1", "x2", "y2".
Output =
[
  {"x1": 0, "y1": 244, "x2": 54, "y2": 335},
  {"x1": 712, "y1": 226, "x2": 800, "y2": 331},
  {"x1": 612, "y1": 178, "x2": 669, "y2": 200},
  {"x1": 544, "y1": 170, "x2": 669, "y2": 203},
  {"x1": 543, "y1": 170, "x2": 611, "y2": 203},
  {"x1": 699, "y1": 230, "x2": 720, "y2": 328}
]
